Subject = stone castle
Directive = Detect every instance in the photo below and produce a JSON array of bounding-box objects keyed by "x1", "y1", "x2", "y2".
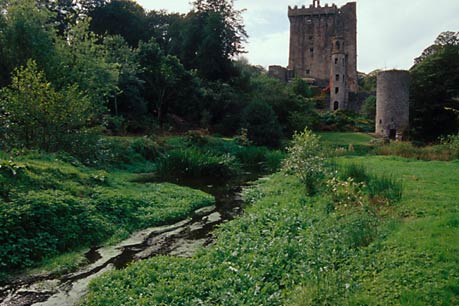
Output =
[{"x1": 269, "y1": 0, "x2": 358, "y2": 111}]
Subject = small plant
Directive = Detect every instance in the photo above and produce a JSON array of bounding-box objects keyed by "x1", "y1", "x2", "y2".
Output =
[
  {"x1": 282, "y1": 128, "x2": 327, "y2": 195},
  {"x1": 440, "y1": 133, "x2": 459, "y2": 159},
  {"x1": 234, "y1": 128, "x2": 252, "y2": 146},
  {"x1": 340, "y1": 163, "x2": 369, "y2": 183},
  {"x1": 155, "y1": 148, "x2": 240, "y2": 178},
  {"x1": 327, "y1": 176, "x2": 366, "y2": 209},
  {"x1": 367, "y1": 174, "x2": 403, "y2": 203}
]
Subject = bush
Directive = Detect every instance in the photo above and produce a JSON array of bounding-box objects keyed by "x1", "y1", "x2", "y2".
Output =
[
  {"x1": 282, "y1": 128, "x2": 327, "y2": 195},
  {"x1": 440, "y1": 133, "x2": 459, "y2": 159},
  {"x1": 242, "y1": 100, "x2": 283, "y2": 147},
  {"x1": 0, "y1": 60, "x2": 100, "y2": 155},
  {"x1": 374, "y1": 141, "x2": 455, "y2": 161},
  {"x1": 156, "y1": 148, "x2": 241, "y2": 178},
  {"x1": 361, "y1": 95, "x2": 376, "y2": 120},
  {"x1": 340, "y1": 163, "x2": 403, "y2": 203},
  {"x1": 130, "y1": 137, "x2": 161, "y2": 160}
]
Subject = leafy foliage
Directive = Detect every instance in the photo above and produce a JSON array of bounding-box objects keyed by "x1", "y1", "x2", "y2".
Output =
[
  {"x1": 410, "y1": 31, "x2": 459, "y2": 141},
  {"x1": 282, "y1": 128, "x2": 327, "y2": 194},
  {"x1": 241, "y1": 100, "x2": 283, "y2": 148},
  {"x1": 0, "y1": 151, "x2": 213, "y2": 274},
  {"x1": 0, "y1": 60, "x2": 99, "y2": 154}
]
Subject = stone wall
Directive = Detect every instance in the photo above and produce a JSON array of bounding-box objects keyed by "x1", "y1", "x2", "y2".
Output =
[
  {"x1": 287, "y1": 1, "x2": 357, "y2": 96},
  {"x1": 375, "y1": 70, "x2": 410, "y2": 139},
  {"x1": 268, "y1": 65, "x2": 288, "y2": 82}
]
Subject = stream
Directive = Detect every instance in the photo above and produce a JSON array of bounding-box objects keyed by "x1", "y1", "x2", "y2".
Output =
[{"x1": 0, "y1": 171, "x2": 262, "y2": 306}]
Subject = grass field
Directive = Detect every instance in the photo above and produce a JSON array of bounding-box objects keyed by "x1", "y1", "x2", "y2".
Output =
[
  {"x1": 329, "y1": 156, "x2": 459, "y2": 305},
  {"x1": 317, "y1": 132, "x2": 375, "y2": 146},
  {"x1": 83, "y1": 152, "x2": 459, "y2": 305}
]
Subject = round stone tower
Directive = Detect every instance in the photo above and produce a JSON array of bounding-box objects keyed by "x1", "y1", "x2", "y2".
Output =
[
  {"x1": 330, "y1": 36, "x2": 347, "y2": 110},
  {"x1": 375, "y1": 70, "x2": 410, "y2": 139}
]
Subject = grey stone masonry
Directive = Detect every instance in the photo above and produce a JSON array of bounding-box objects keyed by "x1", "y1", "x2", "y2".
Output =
[
  {"x1": 288, "y1": 0, "x2": 358, "y2": 108},
  {"x1": 375, "y1": 70, "x2": 410, "y2": 139}
]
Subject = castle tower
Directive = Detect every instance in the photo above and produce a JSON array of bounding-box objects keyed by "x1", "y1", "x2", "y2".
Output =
[
  {"x1": 288, "y1": 1, "x2": 357, "y2": 110},
  {"x1": 375, "y1": 70, "x2": 410, "y2": 139},
  {"x1": 330, "y1": 36, "x2": 347, "y2": 110}
]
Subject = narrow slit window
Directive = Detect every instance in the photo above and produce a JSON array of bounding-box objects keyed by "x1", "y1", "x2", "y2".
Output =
[
  {"x1": 306, "y1": 69, "x2": 310, "y2": 75},
  {"x1": 334, "y1": 101, "x2": 339, "y2": 110},
  {"x1": 335, "y1": 58, "x2": 338, "y2": 64},
  {"x1": 335, "y1": 87, "x2": 339, "y2": 94},
  {"x1": 335, "y1": 74, "x2": 339, "y2": 81}
]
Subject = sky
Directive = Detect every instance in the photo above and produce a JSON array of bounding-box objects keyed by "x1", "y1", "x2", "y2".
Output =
[{"x1": 136, "y1": 0, "x2": 459, "y2": 73}]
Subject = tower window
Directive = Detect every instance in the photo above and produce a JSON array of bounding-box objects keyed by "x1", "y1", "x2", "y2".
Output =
[
  {"x1": 335, "y1": 74, "x2": 339, "y2": 81},
  {"x1": 310, "y1": 48, "x2": 314, "y2": 53},
  {"x1": 334, "y1": 101, "x2": 339, "y2": 110},
  {"x1": 336, "y1": 41, "x2": 340, "y2": 50},
  {"x1": 335, "y1": 87, "x2": 339, "y2": 94},
  {"x1": 335, "y1": 58, "x2": 338, "y2": 64},
  {"x1": 309, "y1": 35, "x2": 313, "y2": 40},
  {"x1": 306, "y1": 69, "x2": 310, "y2": 75}
]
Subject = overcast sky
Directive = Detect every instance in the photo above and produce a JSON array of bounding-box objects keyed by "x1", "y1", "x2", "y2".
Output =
[{"x1": 136, "y1": 0, "x2": 459, "y2": 73}]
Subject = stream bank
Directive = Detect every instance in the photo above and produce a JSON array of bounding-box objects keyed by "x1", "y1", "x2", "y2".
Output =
[{"x1": 0, "y1": 171, "x2": 262, "y2": 306}]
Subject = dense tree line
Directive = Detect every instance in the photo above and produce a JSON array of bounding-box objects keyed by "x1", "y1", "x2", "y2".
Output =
[
  {"x1": 0, "y1": 0, "x2": 323, "y2": 153},
  {"x1": 410, "y1": 31, "x2": 459, "y2": 141}
]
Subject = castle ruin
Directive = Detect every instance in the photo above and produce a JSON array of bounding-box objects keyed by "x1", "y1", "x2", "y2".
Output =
[
  {"x1": 269, "y1": 0, "x2": 358, "y2": 111},
  {"x1": 375, "y1": 70, "x2": 410, "y2": 140}
]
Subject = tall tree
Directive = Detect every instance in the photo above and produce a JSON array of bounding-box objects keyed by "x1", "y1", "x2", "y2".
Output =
[
  {"x1": 414, "y1": 31, "x2": 459, "y2": 66},
  {"x1": 0, "y1": 0, "x2": 57, "y2": 87},
  {"x1": 89, "y1": 0, "x2": 147, "y2": 47},
  {"x1": 410, "y1": 31, "x2": 459, "y2": 141},
  {"x1": 103, "y1": 35, "x2": 145, "y2": 116},
  {"x1": 180, "y1": 0, "x2": 247, "y2": 80}
]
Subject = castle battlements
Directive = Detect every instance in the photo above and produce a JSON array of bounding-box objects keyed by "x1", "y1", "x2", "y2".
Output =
[
  {"x1": 288, "y1": 1, "x2": 355, "y2": 17},
  {"x1": 288, "y1": 4, "x2": 338, "y2": 17}
]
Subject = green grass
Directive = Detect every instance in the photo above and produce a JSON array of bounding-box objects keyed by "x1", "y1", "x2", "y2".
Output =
[
  {"x1": 83, "y1": 156, "x2": 458, "y2": 305},
  {"x1": 0, "y1": 151, "x2": 214, "y2": 278},
  {"x1": 330, "y1": 156, "x2": 459, "y2": 305},
  {"x1": 317, "y1": 132, "x2": 375, "y2": 146}
]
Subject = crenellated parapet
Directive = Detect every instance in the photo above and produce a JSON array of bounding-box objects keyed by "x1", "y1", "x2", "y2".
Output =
[{"x1": 288, "y1": 4, "x2": 338, "y2": 17}]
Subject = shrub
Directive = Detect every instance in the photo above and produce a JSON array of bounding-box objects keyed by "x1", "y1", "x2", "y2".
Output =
[
  {"x1": 339, "y1": 162, "x2": 403, "y2": 204},
  {"x1": 361, "y1": 95, "x2": 376, "y2": 120},
  {"x1": 155, "y1": 148, "x2": 241, "y2": 178},
  {"x1": 283, "y1": 128, "x2": 327, "y2": 195},
  {"x1": 0, "y1": 60, "x2": 100, "y2": 155},
  {"x1": 440, "y1": 133, "x2": 459, "y2": 159},
  {"x1": 242, "y1": 100, "x2": 283, "y2": 147},
  {"x1": 130, "y1": 137, "x2": 161, "y2": 160},
  {"x1": 327, "y1": 176, "x2": 366, "y2": 209}
]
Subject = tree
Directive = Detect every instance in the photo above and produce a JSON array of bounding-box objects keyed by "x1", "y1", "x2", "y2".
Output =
[
  {"x1": 414, "y1": 31, "x2": 458, "y2": 66},
  {"x1": 0, "y1": 60, "x2": 98, "y2": 152},
  {"x1": 89, "y1": 0, "x2": 147, "y2": 47},
  {"x1": 103, "y1": 35, "x2": 145, "y2": 116},
  {"x1": 242, "y1": 100, "x2": 283, "y2": 147},
  {"x1": 192, "y1": 0, "x2": 246, "y2": 57},
  {"x1": 0, "y1": 0, "x2": 57, "y2": 87},
  {"x1": 138, "y1": 39, "x2": 199, "y2": 127},
  {"x1": 361, "y1": 96, "x2": 376, "y2": 120},
  {"x1": 410, "y1": 32, "x2": 459, "y2": 141},
  {"x1": 52, "y1": 19, "x2": 119, "y2": 112},
  {"x1": 179, "y1": 0, "x2": 247, "y2": 80},
  {"x1": 145, "y1": 10, "x2": 185, "y2": 55}
]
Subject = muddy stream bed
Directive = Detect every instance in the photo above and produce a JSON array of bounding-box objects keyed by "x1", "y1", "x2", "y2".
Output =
[{"x1": 0, "y1": 171, "x2": 262, "y2": 306}]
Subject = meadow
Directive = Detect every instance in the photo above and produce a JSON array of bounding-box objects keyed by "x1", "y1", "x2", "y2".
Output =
[{"x1": 82, "y1": 133, "x2": 459, "y2": 305}]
